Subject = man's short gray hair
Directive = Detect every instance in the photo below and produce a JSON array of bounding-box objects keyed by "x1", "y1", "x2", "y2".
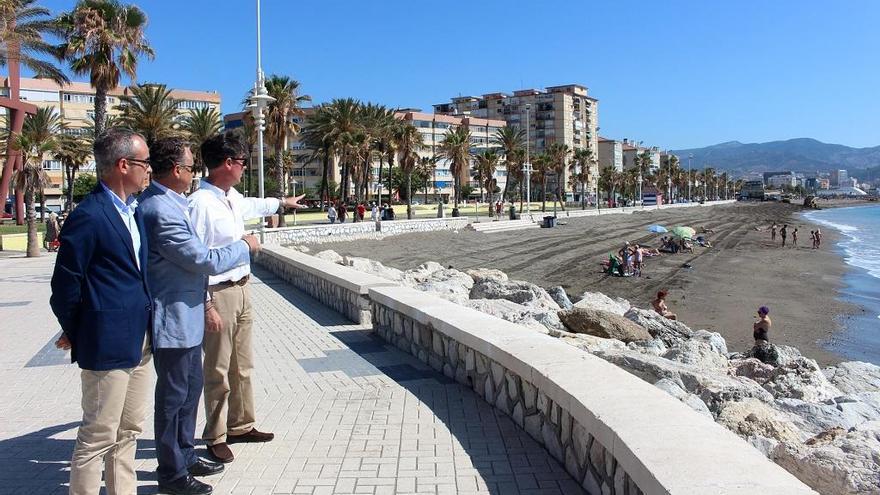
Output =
[{"x1": 93, "y1": 127, "x2": 145, "y2": 179}]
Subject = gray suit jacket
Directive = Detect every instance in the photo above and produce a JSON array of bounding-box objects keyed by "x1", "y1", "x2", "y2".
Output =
[{"x1": 138, "y1": 182, "x2": 250, "y2": 348}]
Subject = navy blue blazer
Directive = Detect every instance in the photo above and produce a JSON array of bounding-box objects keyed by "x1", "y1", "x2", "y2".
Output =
[{"x1": 50, "y1": 185, "x2": 152, "y2": 371}]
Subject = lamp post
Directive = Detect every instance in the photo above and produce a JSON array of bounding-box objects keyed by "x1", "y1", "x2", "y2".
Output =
[
  {"x1": 247, "y1": 0, "x2": 274, "y2": 241},
  {"x1": 522, "y1": 103, "x2": 531, "y2": 216},
  {"x1": 687, "y1": 153, "x2": 693, "y2": 202}
]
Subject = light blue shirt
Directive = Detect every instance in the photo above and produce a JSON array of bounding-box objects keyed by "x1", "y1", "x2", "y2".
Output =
[
  {"x1": 101, "y1": 181, "x2": 141, "y2": 270},
  {"x1": 150, "y1": 180, "x2": 188, "y2": 213}
]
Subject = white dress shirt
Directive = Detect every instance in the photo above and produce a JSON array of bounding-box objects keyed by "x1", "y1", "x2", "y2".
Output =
[
  {"x1": 187, "y1": 179, "x2": 280, "y2": 285},
  {"x1": 101, "y1": 181, "x2": 141, "y2": 270}
]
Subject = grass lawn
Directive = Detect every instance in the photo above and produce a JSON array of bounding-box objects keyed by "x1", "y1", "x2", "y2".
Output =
[{"x1": 0, "y1": 223, "x2": 45, "y2": 235}]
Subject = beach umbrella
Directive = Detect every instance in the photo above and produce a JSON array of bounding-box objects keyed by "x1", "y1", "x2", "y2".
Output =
[
  {"x1": 648, "y1": 224, "x2": 668, "y2": 233},
  {"x1": 670, "y1": 226, "x2": 696, "y2": 239}
]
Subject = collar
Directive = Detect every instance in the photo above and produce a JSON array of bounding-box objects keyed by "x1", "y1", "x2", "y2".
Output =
[
  {"x1": 100, "y1": 181, "x2": 138, "y2": 213},
  {"x1": 199, "y1": 178, "x2": 229, "y2": 200},
  {"x1": 152, "y1": 180, "x2": 188, "y2": 210}
]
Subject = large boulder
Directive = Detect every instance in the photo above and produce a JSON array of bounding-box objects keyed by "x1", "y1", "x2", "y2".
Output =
[
  {"x1": 824, "y1": 361, "x2": 880, "y2": 394},
  {"x1": 561, "y1": 334, "x2": 628, "y2": 354},
  {"x1": 594, "y1": 348, "x2": 774, "y2": 413},
  {"x1": 716, "y1": 398, "x2": 803, "y2": 444},
  {"x1": 464, "y1": 298, "x2": 564, "y2": 334},
  {"x1": 574, "y1": 291, "x2": 631, "y2": 315},
  {"x1": 776, "y1": 394, "x2": 880, "y2": 436},
  {"x1": 558, "y1": 308, "x2": 652, "y2": 343},
  {"x1": 342, "y1": 256, "x2": 404, "y2": 281},
  {"x1": 465, "y1": 268, "x2": 508, "y2": 284},
  {"x1": 762, "y1": 356, "x2": 842, "y2": 402},
  {"x1": 772, "y1": 426, "x2": 880, "y2": 495},
  {"x1": 627, "y1": 338, "x2": 668, "y2": 356},
  {"x1": 653, "y1": 378, "x2": 713, "y2": 418},
  {"x1": 662, "y1": 339, "x2": 729, "y2": 369},
  {"x1": 402, "y1": 262, "x2": 445, "y2": 283},
  {"x1": 547, "y1": 286, "x2": 573, "y2": 310},
  {"x1": 314, "y1": 249, "x2": 344, "y2": 264},
  {"x1": 691, "y1": 329, "x2": 729, "y2": 355},
  {"x1": 730, "y1": 358, "x2": 777, "y2": 382},
  {"x1": 470, "y1": 278, "x2": 560, "y2": 310},
  {"x1": 623, "y1": 307, "x2": 694, "y2": 346},
  {"x1": 409, "y1": 268, "x2": 474, "y2": 304}
]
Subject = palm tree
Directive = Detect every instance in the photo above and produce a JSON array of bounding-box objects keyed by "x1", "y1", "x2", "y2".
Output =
[
  {"x1": 665, "y1": 154, "x2": 680, "y2": 201},
  {"x1": 418, "y1": 156, "x2": 435, "y2": 205},
  {"x1": 547, "y1": 142, "x2": 571, "y2": 211},
  {"x1": 492, "y1": 126, "x2": 525, "y2": 202},
  {"x1": 598, "y1": 166, "x2": 620, "y2": 207},
  {"x1": 13, "y1": 107, "x2": 60, "y2": 256},
  {"x1": 18, "y1": 106, "x2": 62, "y2": 222},
  {"x1": 437, "y1": 124, "x2": 471, "y2": 215},
  {"x1": 54, "y1": 132, "x2": 90, "y2": 211},
  {"x1": 570, "y1": 148, "x2": 593, "y2": 210},
  {"x1": 180, "y1": 106, "x2": 222, "y2": 175},
  {"x1": 474, "y1": 150, "x2": 499, "y2": 204},
  {"x1": 393, "y1": 121, "x2": 422, "y2": 219},
  {"x1": 264, "y1": 75, "x2": 310, "y2": 204},
  {"x1": 531, "y1": 152, "x2": 550, "y2": 212},
  {"x1": 0, "y1": 0, "x2": 69, "y2": 83},
  {"x1": 114, "y1": 83, "x2": 179, "y2": 145},
  {"x1": 58, "y1": 0, "x2": 154, "y2": 137}
]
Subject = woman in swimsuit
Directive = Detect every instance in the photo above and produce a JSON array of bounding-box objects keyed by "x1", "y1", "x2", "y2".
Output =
[
  {"x1": 652, "y1": 290, "x2": 677, "y2": 320},
  {"x1": 753, "y1": 306, "x2": 771, "y2": 342}
]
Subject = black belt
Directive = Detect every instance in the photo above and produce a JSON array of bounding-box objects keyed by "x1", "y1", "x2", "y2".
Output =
[{"x1": 211, "y1": 275, "x2": 249, "y2": 289}]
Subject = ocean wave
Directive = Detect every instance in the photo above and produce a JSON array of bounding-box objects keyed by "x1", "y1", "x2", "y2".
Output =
[{"x1": 805, "y1": 206, "x2": 880, "y2": 280}]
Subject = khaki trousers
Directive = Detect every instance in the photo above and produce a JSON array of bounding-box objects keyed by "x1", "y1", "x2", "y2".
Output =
[
  {"x1": 203, "y1": 281, "x2": 255, "y2": 446},
  {"x1": 69, "y1": 337, "x2": 152, "y2": 495}
]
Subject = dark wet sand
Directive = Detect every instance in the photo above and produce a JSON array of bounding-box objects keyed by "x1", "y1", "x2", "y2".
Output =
[{"x1": 313, "y1": 201, "x2": 863, "y2": 365}]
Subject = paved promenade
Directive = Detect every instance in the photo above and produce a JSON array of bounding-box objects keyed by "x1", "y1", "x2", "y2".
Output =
[{"x1": 0, "y1": 254, "x2": 582, "y2": 495}]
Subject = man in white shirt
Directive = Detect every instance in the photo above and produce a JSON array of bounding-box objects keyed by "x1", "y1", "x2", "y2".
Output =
[{"x1": 187, "y1": 131, "x2": 304, "y2": 464}]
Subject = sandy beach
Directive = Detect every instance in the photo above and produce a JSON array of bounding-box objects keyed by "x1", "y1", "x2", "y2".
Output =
[{"x1": 317, "y1": 201, "x2": 866, "y2": 366}]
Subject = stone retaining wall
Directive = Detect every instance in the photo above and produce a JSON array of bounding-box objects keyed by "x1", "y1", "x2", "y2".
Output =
[
  {"x1": 257, "y1": 246, "x2": 395, "y2": 324},
  {"x1": 259, "y1": 217, "x2": 468, "y2": 246},
  {"x1": 257, "y1": 245, "x2": 816, "y2": 495}
]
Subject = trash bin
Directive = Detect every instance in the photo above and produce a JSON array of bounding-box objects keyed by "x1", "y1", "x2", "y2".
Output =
[
  {"x1": 543, "y1": 216, "x2": 557, "y2": 228},
  {"x1": 509, "y1": 205, "x2": 518, "y2": 220}
]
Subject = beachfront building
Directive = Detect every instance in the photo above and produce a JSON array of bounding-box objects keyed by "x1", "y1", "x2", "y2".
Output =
[
  {"x1": 598, "y1": 137, "x2": 623, "y2": 172},
  {"x1": 832, "y1": 169, "x2": 849, "y2": 188},
  {"x1": 223, "y1": 108, "x2": 506, "y2": 204},
  {"x1": 433, "y1": 84, "x2": 600, "y2": 202},
  {"x1": 766, "y1": 171, "x2": 797, "y2": 190},
  {"x1": 621, "y1": 139, "x2": 660, "y2": 173},
  {"x1": 1, "y1": 76, "x2": 221, "y2": 209}
]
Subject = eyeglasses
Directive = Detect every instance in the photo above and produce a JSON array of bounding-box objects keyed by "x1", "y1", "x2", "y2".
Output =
[
  {"x1": 176, "y1": 164, "x2": 195, "y2": 172},
  {"x1": 126, "y1": 157, "x2": 152, "y2": 170},
  {"x1": 229, "y1": 157, "x2": 249, "y2": 168}
]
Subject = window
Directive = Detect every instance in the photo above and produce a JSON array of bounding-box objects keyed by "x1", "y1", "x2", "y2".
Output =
[
  {"x1": 176, "y1": 100, "x2": 210, "y2": 110},
  {"x1": 42, "y1": 160, "x2": 62, "y2": 171},
  {"x1": 63, "y1": 93, "x2": 96, "y2": 104}
]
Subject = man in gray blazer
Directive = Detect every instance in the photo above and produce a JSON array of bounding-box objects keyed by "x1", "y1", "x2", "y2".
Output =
[{"x1": 139, "y1": 137, "x2": 260, "y2": 495}]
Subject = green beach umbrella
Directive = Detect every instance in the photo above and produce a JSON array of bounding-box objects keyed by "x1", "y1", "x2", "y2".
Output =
[{"x1": 670, "y1": 226, "x2": 696, "y2": 239}]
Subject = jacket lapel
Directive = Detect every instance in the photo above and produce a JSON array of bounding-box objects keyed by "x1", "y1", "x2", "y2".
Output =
[{"x1": 96, "y1": 187, "x2": 139, "y2": 268}]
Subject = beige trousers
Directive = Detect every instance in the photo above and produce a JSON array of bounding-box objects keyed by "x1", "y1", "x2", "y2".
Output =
[
  {"x1": 69, "y1": 337, "x2": 152, "y2": 495},
  {"x1": 202, "y1": 282, "x2": 255, "y2": 446}
]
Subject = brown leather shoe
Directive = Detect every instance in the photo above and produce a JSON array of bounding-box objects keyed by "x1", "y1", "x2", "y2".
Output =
[
  {"x1": 206, "y1": 443, "x2": 234, "y2": 463},
  {"x1": 227, "y1": 428, "x2": 274, "y2": 444}
]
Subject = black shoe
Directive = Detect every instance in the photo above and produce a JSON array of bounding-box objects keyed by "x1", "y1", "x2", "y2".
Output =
[
  {"x1": 188, "y1": 458, "x2": 224, "y2": 477},
  {"x1": 158, "y1": 474, "x2": 213, "y2": 495}
]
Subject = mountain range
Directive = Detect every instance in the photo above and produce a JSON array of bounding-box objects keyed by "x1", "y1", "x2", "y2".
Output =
[{"x1": 669, "y1": 138, "x2": 880, "y2": 178}]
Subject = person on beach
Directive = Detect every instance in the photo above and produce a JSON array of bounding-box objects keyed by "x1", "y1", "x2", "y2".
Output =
[
  {"x1": 326, "y1": 204, "x2": 337, "y2": 223},
  {"x1": 753, "y1": 306, "x2": 771, "y2": 343},
  {"x1": 633, "y1": 244, "x2": 644, "y2": 277},
  {"x1": 792, "y1": 228, "x2": 798, "y2": 247},
  {"x1": 815, "y1": 228, "x2": 822, "y2": 249},
  {"x1": 780, "y1": 224, "x2": 788, "y2": 247},
  {"x1": 652, "y1": 290, "x2": 677, "y2": 320},
  {"x1": 618, "y1": 243, "x2": 632, "y2": 276},
  {"x1": 771, "y1": 223, "x2": 777, "y2": 242},
  {"x1": 810, "y1": 230, "x2": 816, "y2": 248}
]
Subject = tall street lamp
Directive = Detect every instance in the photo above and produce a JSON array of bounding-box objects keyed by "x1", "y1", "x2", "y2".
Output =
[
  {"x1": 247, "y1": 0, "x2": 274, "y2": 241},
  {"x1": 522, "y1": 103, "x2": 532, "y2": 216},
  {"x1": 688, "y1": 153, "x2": 693, "y2": 202}
]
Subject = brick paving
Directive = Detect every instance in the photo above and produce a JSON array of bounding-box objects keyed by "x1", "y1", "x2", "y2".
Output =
[{"x1": 0, "y1": 254, "x2": 582, "y2": 495}]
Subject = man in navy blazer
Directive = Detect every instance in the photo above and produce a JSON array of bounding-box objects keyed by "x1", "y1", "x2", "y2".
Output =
[
  {"x1": 50, "y1": 128, "x2": 154, "y2": 495},
  {"x1": 138, "y1": 137, "x2": 260, "y2": 495}
]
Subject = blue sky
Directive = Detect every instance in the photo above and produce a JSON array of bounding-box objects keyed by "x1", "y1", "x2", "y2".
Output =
[{"x1": 35, "y1": 0, "x2": 880, "y2": 150}]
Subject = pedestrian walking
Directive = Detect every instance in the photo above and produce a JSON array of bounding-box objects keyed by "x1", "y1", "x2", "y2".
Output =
[
  {"x1": 45, "y1": 212, "x2": 60, "y2": 251},
  {"x1": 780, "y1": 224, "x2": 788, "y2": 247},
  {"x1": 770, "y1": 223, "x2": 777, "y2": 242},
  {"x1": 338, "y1": 202, "x2": 347, "y2": 223},
  {"x1": 326, "y1": 204, "x2": 337, "y2": 223},
  {"x1": 356, "y1": 202, "x2": 366, "y2": 222},
  {"x1": 139, "y1": 137, "x2": 262, "y2": 494},
  {"x1": 370, "y1": 202, "x2": 379, "y2": 222},
  {"x1": 49, "y1": 128, "x2": 154, "y2": 495},
  {"x1": 187, "y1": 131, "x2": 305, "y2": 464},
  {"x1": 792, "y1": 228, "x2": 798, "y2": 247}
]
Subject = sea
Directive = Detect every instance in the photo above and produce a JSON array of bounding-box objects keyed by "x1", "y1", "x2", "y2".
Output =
[{"x1": 804, "y1": 204, "x2": 880, "y2": 364}]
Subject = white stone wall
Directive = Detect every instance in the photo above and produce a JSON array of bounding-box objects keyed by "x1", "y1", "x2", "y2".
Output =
[{"x1": 259, "y1": 217, "x2": 469, "y2": 246}]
